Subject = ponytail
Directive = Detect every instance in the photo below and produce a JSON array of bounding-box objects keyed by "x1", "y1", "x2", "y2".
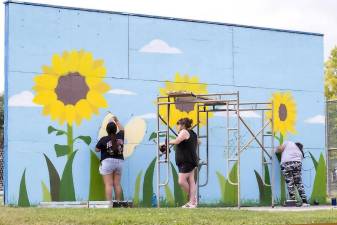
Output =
[
  {"x1": 295, "y1": 142, "x2": 304, "y2": 157},
  {"x1": 106, "y1": 122, "x2": 118, "y2": 151}
]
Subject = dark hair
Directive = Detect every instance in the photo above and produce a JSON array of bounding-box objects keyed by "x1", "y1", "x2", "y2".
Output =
[
  {"x1": 106, "y1": 122, "x2": 118, "y2": 151},
  {"x1": 176, "y1": 118, "x2": 193, "y2": 129},
  {"x1": 295, "y1": 142, "x2": 304, "y2": 157}
]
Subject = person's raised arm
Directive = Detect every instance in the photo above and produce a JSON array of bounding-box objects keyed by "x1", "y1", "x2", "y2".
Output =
[
  {"x1": 275, "y1": 142, "x2": 286, "y2": 153},
  {"x1": 112, "y1": 116, "x2": 124, "y2": 131}
]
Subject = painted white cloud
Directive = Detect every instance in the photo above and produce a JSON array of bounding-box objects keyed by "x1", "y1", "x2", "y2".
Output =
[
  {"x1": 214, "y1": 111, "x2": 261, "y2": 118},
  {"x1": 304, "y1": 115, "x2": 325, "y2": 124},
  {"x1": 139, "y1": 39, "x2": 182, "y2": 54},
  {"x1": 9, "y1": 91, "x2": 41, "y2": 107},
  {"x1": 108, "y1": 89, "x2": 137, "y2": 95},
  {"x1": 137, "y1": 113, "x2": 156, "y2": 120}
]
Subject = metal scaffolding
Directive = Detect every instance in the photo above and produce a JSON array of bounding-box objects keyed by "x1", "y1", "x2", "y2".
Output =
[{"x1": 156, "y1": 91, "x2": 275, "y2": 208}]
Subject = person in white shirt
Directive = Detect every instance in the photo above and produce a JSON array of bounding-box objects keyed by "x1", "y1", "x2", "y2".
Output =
[{"x1": 276, "y1": 141, "x2": 309, "y2": 206}]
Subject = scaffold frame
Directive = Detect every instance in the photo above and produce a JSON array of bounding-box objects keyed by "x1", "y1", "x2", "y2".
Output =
[{"x1": 156, "y1": 91, "x2": 275, "y2": 208}]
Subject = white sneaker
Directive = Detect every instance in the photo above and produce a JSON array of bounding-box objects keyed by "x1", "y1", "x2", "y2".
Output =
[
  {"x1": 302, "y1": 203, "x2": 310, "y2": 207},
  {"x1": 182, "y1": 203, "x2": 197, "y2": 208}
]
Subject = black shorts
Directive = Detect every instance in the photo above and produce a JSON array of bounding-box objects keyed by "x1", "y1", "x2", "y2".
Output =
[{"x1": 178, "y1": 163, "x2": 196, "y2": 173}]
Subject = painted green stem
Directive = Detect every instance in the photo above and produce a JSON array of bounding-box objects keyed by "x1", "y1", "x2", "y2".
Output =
[{"x1": 67, "y1": 124, "x2": 73, "y2": 159}]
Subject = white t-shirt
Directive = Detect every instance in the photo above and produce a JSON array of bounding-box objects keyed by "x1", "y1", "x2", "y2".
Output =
[{"x1": 280, "y1": 141, "x2": 303, "y2": 164}]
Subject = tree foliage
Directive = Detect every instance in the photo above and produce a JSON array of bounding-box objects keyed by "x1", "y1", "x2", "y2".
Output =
[{"x1": 325, "y1": 46, "x2": 337, "y2": 100}]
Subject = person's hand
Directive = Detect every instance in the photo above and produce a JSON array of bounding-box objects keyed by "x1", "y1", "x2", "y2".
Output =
[{"x1": 112, "y1": 116, "x2": 119, "y2": 123}]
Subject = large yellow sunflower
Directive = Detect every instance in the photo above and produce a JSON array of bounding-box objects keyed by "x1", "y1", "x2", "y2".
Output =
[
  {"x1": 266, "y1": 92, "x2": 297, "y2": 136},
  {"x1": 158, "y1": 73, "x2": 212, "y2": 127},
  {"x1": 33, "y1": 50, "x2": 110, "y2": 126}
]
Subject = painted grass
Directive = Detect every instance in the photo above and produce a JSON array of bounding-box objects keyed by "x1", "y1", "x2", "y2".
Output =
[{"x1": 1, "y1": 207, "x2": 337, "y2": 225}]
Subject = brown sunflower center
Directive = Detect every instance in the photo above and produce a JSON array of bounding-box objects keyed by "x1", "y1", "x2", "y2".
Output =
[
  {"x1": 55, "y1": 72, "x2": 89, "y2": 105},
  {"x1": 278, "y1": 104, "x2": 287, "y2": 121},
  {"x1": 175, "y1": 97, "x2": 196, "y2": 113}
]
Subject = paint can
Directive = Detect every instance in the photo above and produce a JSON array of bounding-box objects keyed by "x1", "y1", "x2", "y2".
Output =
[{"x1": 331, "y1": 198, "x2": 336, "y2": 206}]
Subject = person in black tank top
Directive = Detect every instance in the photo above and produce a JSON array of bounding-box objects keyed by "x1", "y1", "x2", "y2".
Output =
[{"x1": 167, "y1": 118, "x2": 198, "y2": 208}]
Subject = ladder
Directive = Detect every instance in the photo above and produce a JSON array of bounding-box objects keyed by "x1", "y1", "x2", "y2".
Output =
[
  {"x1": 196, "y1": 104, "x2": 210, "y2": 203},
  {"x1": 225, "y1": 92, "x2": 241, "y2": 207}
]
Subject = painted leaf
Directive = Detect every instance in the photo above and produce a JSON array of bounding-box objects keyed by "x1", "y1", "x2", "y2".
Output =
[
  {"x1": 124, "y1": 117, "x2": 147, "y2": 158},
  {"x1": 43, "y1": 154, "x2": 60, "y2": 201},
  {"x1": 164, "y1": 185, "x2": 175, "y2": 207},
  {"x1": 216, "y1": 171, "x2": 226, "y2": 203},
  {"x1": 133, "y1": 171, "x2": 143, "y2": 207},
  {"x1": 148, "y1": 132, "x2": 157, "y2": 141},
  {"x1": 18, "y1": 169, "x2": 30, "y2": 207},
  {"x1": 120, "y1": 188, "x2": 125, "y2": 201},
  {"x1": 76, "y1": 136, "x2": 91, "y2": 145},
  {"x1": 59, "y1": 150, "x2": 77, "y2": 201},
  {"x1": 89, "y1": 150, "x2": 105, "y2": 201},
  {"x1": 309, "y1": 152, "x2": 318, "y2": 170},
  {"x1": 254, "y1": 170, "x2": 271, "y2": 205},
  {"x1": 56, "y1": 130, "x2": 66, "y2": 136},
  {"x1": 54, "y1": 144, "x2": 70, "y2": 157},
  {"x1": 224, "y1": 162, "x2": 238, "y2": 206},
  {"x1": 148, "y1": 132, "x2": 175, "y2": 142},
  {"x1": 310, "y1": 153, "x2": 327, "y2": 204},
  {"x1": 171, "y1": 162, "x2": 186, "y2": 206},
  {"x1": 48, "y1": 125, "x2": 66, "y2": 136},
  {"x1": 142, "y1": 158, "x2": 156, "y2": 207},
  {"x1": 48, "y1": 125, "x2": 58, "y2": 134},
  {"x1": 41, "y1": 181, "x2": 51, "y2": 202}
]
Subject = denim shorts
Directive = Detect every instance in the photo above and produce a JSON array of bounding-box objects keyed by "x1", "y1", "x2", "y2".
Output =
[{"x1": 99, "y1": 158, "x2": 123, "y2": 175}]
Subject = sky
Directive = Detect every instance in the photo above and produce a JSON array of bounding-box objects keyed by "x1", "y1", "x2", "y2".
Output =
[{"x1": 1, "y1": 0, "x2": 337, "y2": 93}]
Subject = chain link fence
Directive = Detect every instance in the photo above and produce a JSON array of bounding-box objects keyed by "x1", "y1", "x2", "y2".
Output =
[
  {"x1": 0, "y1": 146, "x2": 3, "y2": 193},
  {"x1": 327, "y1": 100, "x2": 337, "y2": 197}
]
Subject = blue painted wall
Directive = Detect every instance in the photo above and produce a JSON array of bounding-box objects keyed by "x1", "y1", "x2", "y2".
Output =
[{"x1": 4, "y1": 2, "x2": 324, "y2": 206}]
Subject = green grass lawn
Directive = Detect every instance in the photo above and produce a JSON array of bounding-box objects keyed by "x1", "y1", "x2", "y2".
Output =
[{"x1": 0, "y1": 207, "x2": 337, "y2": 225}]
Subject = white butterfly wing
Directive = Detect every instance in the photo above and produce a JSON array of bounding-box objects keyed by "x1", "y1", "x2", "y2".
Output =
[{"x1": 124, "y1": 117, "x2": 147, "y2": 158}]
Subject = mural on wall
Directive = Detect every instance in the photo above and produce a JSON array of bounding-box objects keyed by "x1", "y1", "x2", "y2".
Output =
[
  {"x1": 259, "y1": 92, "x2": 326, "y2": 205},
  {"x1": 158, "y1": 73, "x2": 213, "y2": 127},
  {"x1": 6, "y1": 2, "x2": 325, "y2": 207},
  {"x1": 18, "y1": 50, "x2": 147, "y2": 205}
]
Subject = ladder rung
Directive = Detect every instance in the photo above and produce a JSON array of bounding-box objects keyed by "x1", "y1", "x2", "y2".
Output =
[
  {"x1": 263, "y1": 134, "x2": 273, "y2": 137},
  {"x1": 158, "y1": 160, "x2": 168, "y2": 163},
  {"x1": 263, "y1": 162, "x2": 272, "y2": 164},
  {"x1": 228, "y1": 128, "x2": 238, "y2": 131},
  {"x1": 228, "y1": 159, "x2": 238, "y2": 161},
  {"x1": 199, "y1": 135, "x2": 207, "y2": 138},
  {"x1": 158, "y1": 130, "x2": 168, "y2": 134}
]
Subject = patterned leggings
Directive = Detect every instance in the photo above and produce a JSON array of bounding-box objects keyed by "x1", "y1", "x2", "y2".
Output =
[{"x1": 281, "y1": 161, "x2": 307, "y2": 202}]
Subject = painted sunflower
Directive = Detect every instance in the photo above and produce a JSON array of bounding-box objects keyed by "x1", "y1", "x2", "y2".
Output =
[
  {"x1": 158, "y1": 73, "x2": 212, "y2": 128},
  {"x1": 266, "y1": 92, "x2": 297, "y2": 136},
  {"x1": 33, "y1": 50, "x2": 110, "y2": 126}
]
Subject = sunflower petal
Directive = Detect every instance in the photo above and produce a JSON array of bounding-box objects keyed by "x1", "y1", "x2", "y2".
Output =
[
  {"x1": 34, "y1": 74, "x2": 58, "y2": 90},
  {"x1": 87, "y1": 91, "x2": 108, "y2": 109},
  {"x1": 33, "y1": 91, "x2": 57, "y2": 105},
  {"x1": 75, "y1": 99, "x2": 93, "y2": 120}
]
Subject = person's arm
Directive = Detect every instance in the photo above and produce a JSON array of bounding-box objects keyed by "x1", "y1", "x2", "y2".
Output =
[
  {"x1": 111, "y1": 116, "x2": 124, "y2": 131},
  {"x1": 95, "y1": 138, "x2": 103, "y2": 152},
  {"x1": 169, "y1": 129, "x2": 190, "y2": 145},
  {"x1": 275, "y1": 142, "x2": 286, "y2": 153}
]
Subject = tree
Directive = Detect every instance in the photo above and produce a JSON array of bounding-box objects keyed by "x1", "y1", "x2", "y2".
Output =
[{"x1": 325, "y1": 46, "x2": 337, "y2": 100}]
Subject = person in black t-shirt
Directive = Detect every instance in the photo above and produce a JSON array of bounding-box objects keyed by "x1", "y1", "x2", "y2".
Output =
[
  {"x1": 95, "y1": 116, "x2": 124, "y2": 201},
  {"x1": 166, "y1": 117, "x2": 198, "y2": 208}
]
